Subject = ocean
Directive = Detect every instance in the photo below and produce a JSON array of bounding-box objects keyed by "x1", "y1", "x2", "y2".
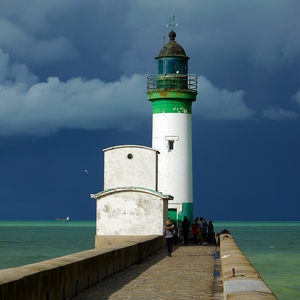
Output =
[
  {"x1": 0, "y1": 220, "x2": 299, "y2": 300},
  {"x1": 214, "y1": 221, "x2": 300, "y2": 300}
]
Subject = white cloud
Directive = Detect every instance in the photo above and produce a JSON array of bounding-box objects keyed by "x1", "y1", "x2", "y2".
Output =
[
  {"x1": 0, "y1": 73, "x2": 149, "y2": 137},
  {"x1": 262, "y1": 106, "x2": 298, "y2": 121},
  {"x1": 195, "y1": 76, "x2": 255, "y2": 120},
  {"x1": 0, "y1": 52, "x2": 257, "y2": 137}
]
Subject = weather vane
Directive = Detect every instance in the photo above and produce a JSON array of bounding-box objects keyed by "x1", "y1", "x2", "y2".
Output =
[{"x1": 166, "y1": 11, "x2": 178, "y2": 30}]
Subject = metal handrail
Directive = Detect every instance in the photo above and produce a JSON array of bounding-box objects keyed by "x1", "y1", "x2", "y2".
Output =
[{"x1": 147, "y1": 74, "x2": 198, "y2": 93}]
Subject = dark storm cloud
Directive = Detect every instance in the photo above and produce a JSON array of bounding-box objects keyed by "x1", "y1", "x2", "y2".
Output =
[
  {"x1": 0, "y1": 17, "x2": 79, "y2": 66},
  {"x1": 0, "y1": 0, "x2": 300, "y2": 136},
  {"x1": 1, "y1": 0, "x2": 300, "y2": 221}
]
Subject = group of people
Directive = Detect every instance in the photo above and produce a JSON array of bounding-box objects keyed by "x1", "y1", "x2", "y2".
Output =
[
  {"x1": 192, "y1": 217, "x2": 215, "y2": 245},
  {"x1": 163, "y1": 216, "x2": 215, "y2": 257}
]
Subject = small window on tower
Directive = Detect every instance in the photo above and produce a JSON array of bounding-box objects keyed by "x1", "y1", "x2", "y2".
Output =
[
  {"x1": 166, "y1": 136, "x2": 178, "y2": 151},
  {"x1": 168, "y1": 140, "x2": 174, "y2": 151}
]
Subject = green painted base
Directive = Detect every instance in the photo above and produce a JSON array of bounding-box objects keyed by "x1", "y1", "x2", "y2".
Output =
[{"x1": 168, "y1": 202, "x2": 193, "y2": 226}]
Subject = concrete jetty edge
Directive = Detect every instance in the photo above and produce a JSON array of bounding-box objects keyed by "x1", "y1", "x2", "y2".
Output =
[
  {"x1": 220, "y1": 233, "x2": 278, "y2": 299},
  {"x1": 0, "y1": 235, "x2": 164, "y2": 300}
]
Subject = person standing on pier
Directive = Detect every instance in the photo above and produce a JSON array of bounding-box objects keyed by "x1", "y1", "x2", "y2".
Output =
[
  {"x1": 163, "y1": 219, "x2": 175, "y2": 257},
  {"x1": 192, "y1": 218, "x2": 199, "y2": 244},
  {"x1": 200, "y1": 217, "x2": 208, "y2": 244},
  {"x1": 197, "y1": 217, "x2": 203, "y2": 244},
  {"x1": 207, "y1": 220, "x2": 215, "y2": 244},
  {"x1": 173, "y1": 223, "x2": 179, "y2": 245},
  {"x1": 182, "y1": 216, "x2": 190, "y2": 245}
]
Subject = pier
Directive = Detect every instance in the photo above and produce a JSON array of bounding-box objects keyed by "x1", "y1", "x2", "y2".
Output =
[
  {"x1": 0, "y1": 234, "x2": 278, "y2": 299},
  {"x1": 71, "y1": 244, "x2": 221, "y2": 300}
]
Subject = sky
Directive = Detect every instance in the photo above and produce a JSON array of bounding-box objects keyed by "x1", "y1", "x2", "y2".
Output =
[{"x1": 0, "y1": 0, "x2": 299, "y2": 221}]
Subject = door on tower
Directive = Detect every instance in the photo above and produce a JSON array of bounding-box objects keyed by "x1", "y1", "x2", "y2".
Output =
[{"x1": 168, "y1": 208, "x2": 178, "y2": 226}]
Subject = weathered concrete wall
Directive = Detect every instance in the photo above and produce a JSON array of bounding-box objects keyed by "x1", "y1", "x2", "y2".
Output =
[
  {"x1": 91, "y1": 145, "x2": 173, "y2": 242},
  {"x1": 92, "y1": 188, "x2": 171, "y2": 239},
  {"x1": 103, "y1": 145, "x2": 159, "y2": 190},
  {"x1": 220, "y1": 233, "x2": 278, "y2": 300},
  {"x1": 0, "y1": 235, "x2": 164, "y2": 300}
]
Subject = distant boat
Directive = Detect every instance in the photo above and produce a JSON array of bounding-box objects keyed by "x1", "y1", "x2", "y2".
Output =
[{"x1": 56, "y1": 216, "x2": 70, "y2": 221}]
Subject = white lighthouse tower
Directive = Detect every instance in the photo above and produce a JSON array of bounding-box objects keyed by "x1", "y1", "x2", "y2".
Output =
[{"x1": 147, "y1": 19, "x2": 198, "y2": 226}]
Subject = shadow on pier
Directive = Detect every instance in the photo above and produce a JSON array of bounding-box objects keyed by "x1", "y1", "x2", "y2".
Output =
[{"x1": 72, "y1": 244, "x2": 220, "y2": 300}]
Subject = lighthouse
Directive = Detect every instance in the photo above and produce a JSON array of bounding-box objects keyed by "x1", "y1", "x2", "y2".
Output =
[{"x1": 147, "y1": 21, "x2": 198, "y2": 226}]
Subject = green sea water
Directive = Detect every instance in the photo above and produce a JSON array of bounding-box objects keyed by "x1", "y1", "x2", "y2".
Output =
[
  {"x1": 0, "y1": 220, "x2": 299, "y2": 300},
  {"x1": 214, "y1": 221, "x2": 300, "y2": 300},
  {"x1": 0, "y1": 220, "x2": 96, "y2": 269}
]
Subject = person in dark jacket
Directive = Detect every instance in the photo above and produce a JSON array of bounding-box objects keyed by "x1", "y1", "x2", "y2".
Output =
[
  {"x1": 207, "y1": 220, "x2": 215, "y2": 244},
  {"x1": 182, "y1": 216, "x2": 190, "y2": 245},
  {"x1": 173, "y1": 223, "x2": 179, "y2": 245}
]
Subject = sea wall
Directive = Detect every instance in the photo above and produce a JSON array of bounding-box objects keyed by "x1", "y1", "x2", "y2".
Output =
[
  {"x1": 0, "y1": 235, "x2": 164, "y2": 300},
  {"x1": 219, "y1": 233, "x2": 278, "y2": 299},
  {"x1": 0, "y1": 233, "x2": 279, "y2": 300}
]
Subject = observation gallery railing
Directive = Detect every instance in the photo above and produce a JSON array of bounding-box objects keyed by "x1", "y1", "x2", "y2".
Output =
[{"x1": 147, "y1": 74, "x2": 198, "y2": 93}]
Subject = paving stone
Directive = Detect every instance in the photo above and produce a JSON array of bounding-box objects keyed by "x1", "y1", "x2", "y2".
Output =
[{"x1": 72, "y1": 244, "x2": 220, "y2": 300}]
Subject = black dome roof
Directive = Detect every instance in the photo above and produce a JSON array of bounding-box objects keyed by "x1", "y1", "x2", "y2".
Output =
[{"x1": 156, "y1": 30, "x2": 188, "y2": 58}]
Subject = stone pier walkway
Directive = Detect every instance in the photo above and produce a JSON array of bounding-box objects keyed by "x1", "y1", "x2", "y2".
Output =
[{"x1": 72, "y1": 244, "x2": 222, "y2": 300}]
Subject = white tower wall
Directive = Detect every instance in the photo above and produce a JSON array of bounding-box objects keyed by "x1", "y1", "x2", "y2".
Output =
[{"x1": 152, "y1": 113, "x2": 193, "y2": 214}]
